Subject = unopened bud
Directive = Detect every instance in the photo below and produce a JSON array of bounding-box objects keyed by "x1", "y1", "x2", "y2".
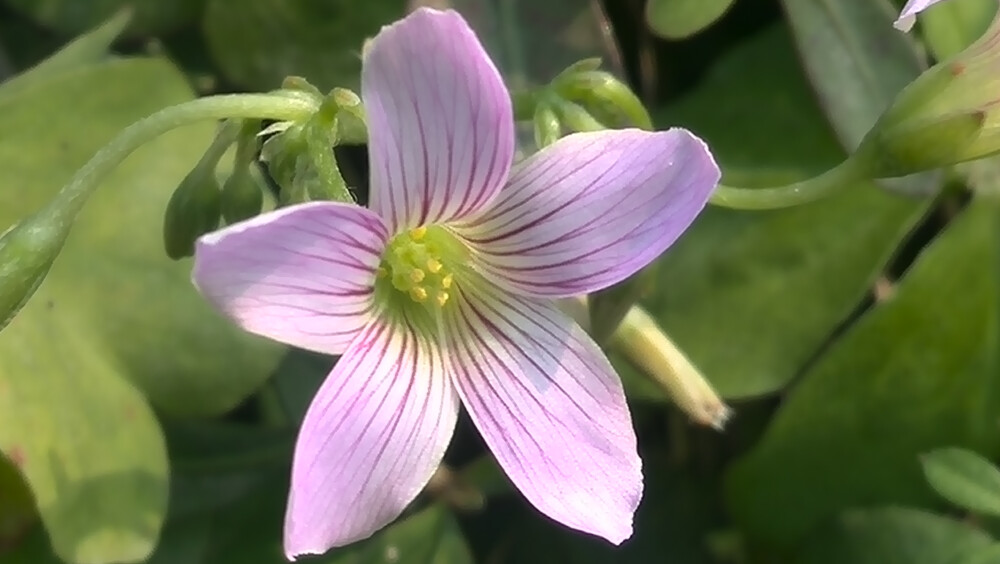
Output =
[
  {"x1": 859, "y1": 11, "x2": 1000, "y2": 176},
  {"x1": 556, "y1": 70, "x2": 653, "y2": 130},
  {"x1": 220, "y1": 166, "x2": 263, "y2": 224},
  {"x1": 550, "y1": 97, "x2": 606, "y2": 133},
  {"x1": 163, "y1": 166, "x2": 222, "y2": 259},
  {"x1": 562, "y1": 296, "x2": 731, "y2": 430},
  {"x1": 0, "y1": 208, "x2": 70, "y2": 330},
  {"x1": 533, "y1": 103, "x2": 562, "y2": 148}
]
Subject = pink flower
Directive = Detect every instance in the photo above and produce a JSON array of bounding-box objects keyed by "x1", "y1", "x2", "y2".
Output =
[
  {"x1": 895, "y1": 0, "x2": 951, "y2": 31},
  {"x1": 192, "y1": 7, "x2": 719, "y2": 559}
]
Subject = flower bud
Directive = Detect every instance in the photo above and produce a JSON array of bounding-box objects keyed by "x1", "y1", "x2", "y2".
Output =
[
  {"x1": 561, "y1": 296, "x2": 731, "y2": 430},
  {"x1": 0, "y1": 208, "x2": 70, "y2": 330},
  {"x1": 858, "y1": 11, "x2": 1000, "y2": 177},
  {"x1": 550, "y1": 97, "x2": 606, "y2": 133},
  {"x1": 555, "y1": 70, "x2": 653, "y2": 130},
  {"x1": 220, "y1": 166, "x2": 263, "y2": 224},
  {"x1": 163, "y1": 165, "x2": 222, "y2": 259},
  {"x1": 533, "y1": 102, "x2": 561, "y2": 148}
]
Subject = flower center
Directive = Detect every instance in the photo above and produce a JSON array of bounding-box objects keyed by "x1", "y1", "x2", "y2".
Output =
[{"x1": 377, "y1": 225, "x2": 467, "y2": 312}]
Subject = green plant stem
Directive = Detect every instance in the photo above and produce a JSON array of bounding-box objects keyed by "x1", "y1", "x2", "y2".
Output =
[
  {"x1": 708, "y1": 157, "x2": 867, "y2": 210},
  {"x1": 47, "y1": 93, "x2": 318, "y2": 223}
]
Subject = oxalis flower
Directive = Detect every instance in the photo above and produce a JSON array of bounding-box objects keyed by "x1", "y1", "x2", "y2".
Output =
[{"x1": 192, "y1": 7, "x2": 719, "y2": 558}]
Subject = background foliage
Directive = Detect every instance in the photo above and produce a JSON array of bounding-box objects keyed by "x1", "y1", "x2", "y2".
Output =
[{"x1": 0, "y1": 0, "x2": 999, "y2": 563}]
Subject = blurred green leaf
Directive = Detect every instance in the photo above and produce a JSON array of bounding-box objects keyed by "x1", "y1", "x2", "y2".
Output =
[
  {"x1": 780, "y1": 0, "x2": 939, "y2": 197},
  {"x1": 630, "y1": 26, "x2": 927, "y2": 400},
  {"x1": 921, "y1": 447, "x2": 1000, "y2": 516},
  {"x1": 920, "y1": 0, "x2": 995, "y2": 60},
  {"x1": 780, "y1": 0, "x2": 922, "y2": 151},
  {"x1": 645, "y1": 0, "x2": 736, "y2": 39},
  {"x1": 3, "y1": 0, "x2": 203, "y2": 36},
  {"x1": 957, "y1": 543, "x2": 1000, "y2": 564},
  {"x1": 0, "y1": 9, "x2": 130, "y2": 103},
  {"x1": 792, "y1": 507, "x2": 993, "y2": 564},
  {"x1": 0, "y1": 310, "x2": 167, "y2": 564},
  {"x1": 0, "y1": 59, "x2": 284, "y2": 417},
  {"x1": 203, "y1": 0, "x2": 406, "y2": 92},
  {"x1": 725, "y1": 200, "x2": 1000, "y2": 546}
]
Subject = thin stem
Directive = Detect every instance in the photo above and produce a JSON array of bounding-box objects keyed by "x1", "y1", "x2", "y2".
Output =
[
  {"x1": 708, "y1": 157, "x2": 867, "y2": 210},
  {"x1": 48, "y1": 93, "x2": 318, "y2": 221}
]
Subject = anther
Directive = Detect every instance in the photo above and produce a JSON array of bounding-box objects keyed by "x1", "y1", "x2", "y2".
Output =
[
  {"x1": 410, "y1": 286, "x2": 428, "y2": 302},
  {"x1": 440, "y1": 273, "x2": 453, "y2": 289},
  {"x1": 409, "y1": 269, "x2": 426, "y2": 283},
  {"x1": 426, "y1": 258, "x2": 442, "y2": 274},
  {"x1": 436, "y1": 291, "x2": 450, "y2": 307},
  {"x1": 410, "y1": 226, "x2": 427, "y2": 240}
]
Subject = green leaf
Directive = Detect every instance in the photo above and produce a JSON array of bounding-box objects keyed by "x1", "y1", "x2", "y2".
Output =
[
  {"x1": 956, "y1": 543, "x2": 1000, "y2": 564},
  {"x1": 4, "y1": 0, "x2": 202, "y2": 36},
  {"x1": 793, "y1": 507, "x2": 993, "y2": 564},
  {"x1": 780, "y1": 0, "x2": 939, "y2": 197},
  {"x1": 0, "y1": 9, "x2": 131, "y2": 103},
  {"x1": 635, "y1": 25, "x2": 928, "y2": 399},
  {"x1": 725, "y1": 200, "x2": 1000, "y2": 546},
  {"x1": 920, "y1": 0, "x2": 995, "y2": 60},
  {"x1": 203, "y1": 0, "x2": 406, "y2": 92},
  {"x1": 0, "y1": 58, "x2": 284, "y2": 417},
  {"x1": 921, "y1": 447, "x2": 1000, "y2": 516},
  {"x1": 645, "y1": 0, "x2": 736, "y2": 39},
  {"x1": 0, "y1": 311, "x2": 168, "y2": 564},
  {"x1": 780, "y1": 0, "x2": 923, "y2": 151}
]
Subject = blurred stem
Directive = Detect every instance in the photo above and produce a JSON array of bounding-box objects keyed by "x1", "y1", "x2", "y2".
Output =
[
  {"x1": 48, "y1": 93, "x2": 318, "y2": 222},
  {"x1": 709, "y1": 157, "x2": 867, "y2": 210},
  {"x1": 497, "y1": 0, "x2": 528, "y2": 91}
]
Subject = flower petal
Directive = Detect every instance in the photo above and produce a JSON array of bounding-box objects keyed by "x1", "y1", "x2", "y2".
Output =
[
  {"x1": 192, "y1": 202, "x2": 387, "y2": 356},
  {"x1": 362, "y1": 8, "x2": 515, "y2": 231},
  {"x1": 895, "y1": 0, "x2": 946, "y2": 31},
  {"x1": 456, "y1": 129, "x2": 719, "y2": 298},
  {"x1": 284, "y1": 316, "x2": 460, "y2": 557},
  {"x1": 444, "y1": 286, "x2": 642, "y2": 543}
]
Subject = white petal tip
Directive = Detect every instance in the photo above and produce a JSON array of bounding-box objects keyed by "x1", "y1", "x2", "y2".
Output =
[{"x1": 893, "y1": 15, "x2": 916, "y2": 32}]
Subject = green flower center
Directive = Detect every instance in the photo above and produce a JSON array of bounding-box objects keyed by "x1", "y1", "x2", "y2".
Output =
[{"x1": 376, "y1": 225, "x2": 469, "y2": 321}]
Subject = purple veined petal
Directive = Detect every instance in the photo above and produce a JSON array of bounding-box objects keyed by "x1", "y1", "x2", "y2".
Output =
[
  {"x1": 362, "y1": 8, "x2": 516, "y2": 232},
  {"x1": 284, "y1": 316, "x2": 460, "y2": 557},
  {"x1": 444, "y1": 285, "x2": 643, "y2": 544},
  {"x1": 895, "y1": 0, "x2": 948, "y2": 31},
  {"x1": 192, "y1": 202, "x2": 388, "y2": 356},
  {"x1": 454, "y1": 128, "x2": 720, "y2": 298}
]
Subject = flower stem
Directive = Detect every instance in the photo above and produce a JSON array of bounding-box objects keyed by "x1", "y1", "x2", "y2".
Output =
[
  {"x1": 708, "y1": 156, "x2": 868, "y2": 210},
  {"x1": 47, "y1": 93, "x2": 318, "y2": 222}
]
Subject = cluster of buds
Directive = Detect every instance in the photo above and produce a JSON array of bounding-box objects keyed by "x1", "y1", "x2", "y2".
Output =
[
  {"x1": 516, "y1": 58, "x2": 654, "y2": 149},
  {"x1": 161, "y1": 78, "x2": 366, "y2": 259}
]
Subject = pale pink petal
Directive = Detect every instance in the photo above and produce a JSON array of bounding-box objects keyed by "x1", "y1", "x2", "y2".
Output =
[
  {"x1": 192, "y1": 202, "x2": 387, "y2": 356},
  {"x1": 895, "y1": 0, "x2": 947, "y2": 31},
  {"x1": 455, "y1": 129, "x2": 719, "y2": 298},
  {"x1": 444, "y1": 286, "x2": 642, "y2": 543},
  {"x1": 284, "y1": 317, "x2": 460, "y2": 557},
  {"x1": 362, "y1": 8, "x2": 515, "y2": 232}
]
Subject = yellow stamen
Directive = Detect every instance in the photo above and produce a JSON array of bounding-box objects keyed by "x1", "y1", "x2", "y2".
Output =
[
  {"x1": 436, "y1": 291, "x2": 450, "y2": 307},
  {"x1": 410, "y1": 286, "x2": 428, "y2": 302},
  {"x1": 426, "y1": 258, "x2": 442, "y2": 274},
  {"x1": 410, "y1": 226, "x2": 427, "y2": 240},
  {"x1": 440, "y1": 273, "x2": 453, "y2": 289},
  {"x1": 409, "y1": 269, "x2": 426, "y2": 283}
]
